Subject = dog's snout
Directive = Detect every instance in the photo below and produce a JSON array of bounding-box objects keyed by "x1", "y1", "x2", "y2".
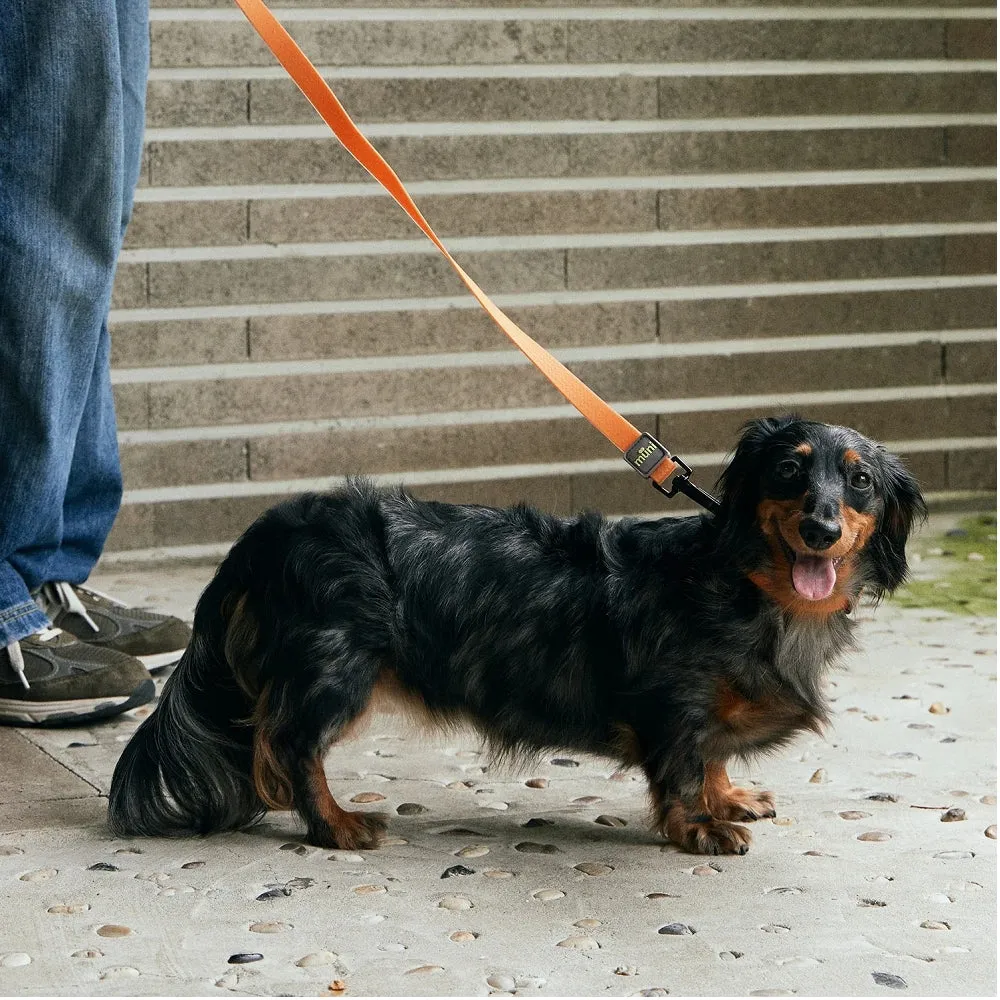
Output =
[{"x1": 798, "y1": 517, "x2": 842, "y2": 551}]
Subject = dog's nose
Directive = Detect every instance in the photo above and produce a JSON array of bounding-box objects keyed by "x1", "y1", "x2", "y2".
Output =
[{"x1": 798, "y1": 517, "x2": 842, "y2": 551}]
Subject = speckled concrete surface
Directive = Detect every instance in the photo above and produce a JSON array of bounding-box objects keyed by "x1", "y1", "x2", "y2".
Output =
[{"x1": 0, "y1": 539, "x2": 995, "y2": 997}]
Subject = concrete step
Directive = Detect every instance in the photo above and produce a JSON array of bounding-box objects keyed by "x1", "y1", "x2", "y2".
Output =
[
  {"x1": 148, "y1": 12, "x2": 992, "y2": 68},
  {"x1": 108, "y1": 281, "x2": 998, "y2": 367},
  {"x1": 125, "y1": 177, "x2": 996, "y2": 248},
  {"x1": 142, "y1": 120, "x2": 996, "y2": 186},
  {"x1": 110, "y1": 228, "x2": 996, "y2": 309},
  {"x1": 117, "y1": 391, "x2": 995, "y2": 490},
  {"x1": 144, "y1": 66, "x2": 995, "y2": 127},
  {"x1": 109, "y1": 337, "x2": 993, "y2": 431}
]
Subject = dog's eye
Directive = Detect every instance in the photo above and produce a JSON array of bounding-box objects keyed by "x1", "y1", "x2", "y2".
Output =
[
  {"x1": 774, "y1": 460, "x2": 801, "y2": 481},
  {"x1": 850, "y1": 469, "x2": 873, "y2": 490}
]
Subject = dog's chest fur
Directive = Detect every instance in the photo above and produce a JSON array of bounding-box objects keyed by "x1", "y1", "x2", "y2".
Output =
[
  {"x1": 770, "y1": 612, "x2": 853, "y2": 698},
  {"x1": 703, "y1": 611, "x2": 852, "y2": 761}
]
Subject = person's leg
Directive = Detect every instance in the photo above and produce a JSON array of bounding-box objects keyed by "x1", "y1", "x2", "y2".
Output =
[
  {"x1": 52, "y1": 0, "x2": 150, "y2": 584},
  {"x1": 29, "y1": 0, "x2": 193, "y2": 678},
  {"x1": 0, "y1": 0, "x2": 155, "y2": 722},
  {"x1": 0, "y1": 0, "x2": 129, "y2": 644}
]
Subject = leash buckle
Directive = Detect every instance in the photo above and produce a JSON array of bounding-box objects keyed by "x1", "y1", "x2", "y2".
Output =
[
  {"x1": 625, "y1": 433, "x2": 721, "y2": 514},
  {"x1": 624, "y1": 432, "x2": 671, "y2": 479}
]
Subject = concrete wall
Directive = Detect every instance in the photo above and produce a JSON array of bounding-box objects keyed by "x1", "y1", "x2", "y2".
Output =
[{"x1": 108, "y1": 0, "x2": 997, "y2": 557}]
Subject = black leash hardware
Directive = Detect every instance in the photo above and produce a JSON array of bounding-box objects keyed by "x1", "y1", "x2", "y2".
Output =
[
  {"x1": 623, "y1": 433, "x2": 722, "y2": 515},
  {"x1": 657, "y1": 460, "x2": 723, "y2": 515}
]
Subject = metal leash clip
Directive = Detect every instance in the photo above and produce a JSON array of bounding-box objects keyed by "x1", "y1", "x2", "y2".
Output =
[
  {"x1": 657, "y1": 460, "x2": 723, "y2": 514},
  {"x1": 624, "y1": 433, "x2": 721, "y2": 514}
]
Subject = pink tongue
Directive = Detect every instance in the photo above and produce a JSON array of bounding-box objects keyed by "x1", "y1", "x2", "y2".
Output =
[{"x1": 791, "y1": 555, "x2": 837, "y2": 601}]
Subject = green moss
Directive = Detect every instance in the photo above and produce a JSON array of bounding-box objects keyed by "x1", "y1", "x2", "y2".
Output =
[{"x1": 891, "y1": 513, "x2": 997, "y2": 617}]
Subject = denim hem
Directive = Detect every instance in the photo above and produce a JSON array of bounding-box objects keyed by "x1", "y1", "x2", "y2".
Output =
[{"x1": 0, "y1": 600, "x2": 51, "y2": 646}]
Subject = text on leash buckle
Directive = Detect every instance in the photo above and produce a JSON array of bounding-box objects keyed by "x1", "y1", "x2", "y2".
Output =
[{"x1": 624, "y1": 433, "x2": 722, "y2": 514}]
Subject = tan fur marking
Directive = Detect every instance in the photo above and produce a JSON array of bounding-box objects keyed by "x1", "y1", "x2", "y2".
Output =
[
  {"x1": 843, "y1": 448, "x2": 861, "y2": 465},
  {"x1": 795, "y1": 443, "x2": 813, "y2": 456},
  {"x1": 305, "y1": 757, "x2": 387, "y2": 850},
  {"x1": 753, "y1": 497, "x2": 847, "y2": 616},
  {"x1": 662, "y1": 800, "x2": 753, "y2": 855},
  {"x1": 840, "y1": 502, "x2": 876, "y2": 550},
  {"x1": 697, "y1": 761, "x2": 777, "y2": 824},
  {"x1": 306, "y1": 758, "x2": 351, "y2": 831},
  {"x1": 611, "y1": 723, "x2": 644, "y2": 768},
  {"x1": 224, "y1": 594, "x2": 260, "y2": 698},
  {"x1": 707, "y1": 681, "x2": 822, "y2": 761},
  {"x1": 341, "y1": 668, "x2": 467, "y2": 744},
  {"x1": 751, "y1": 494, "x2": 879, "y2": 616},
  {"x1": 252, "y1": 684, "x2": 294, "y2": 811},
  {"x1": 370, "y1": 670, "x2": 441, "y2": 728},
  {"x1": 699, "y1": 760, "x2": 733, "y2": 814},
  {"x1": 756, "y1": 497, "x2": 804, "y2": 532}
]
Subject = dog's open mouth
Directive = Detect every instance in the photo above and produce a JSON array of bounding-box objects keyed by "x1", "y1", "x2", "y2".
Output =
[{"x1": 779, "y1": 537, "x2": 844, "y2": 602}]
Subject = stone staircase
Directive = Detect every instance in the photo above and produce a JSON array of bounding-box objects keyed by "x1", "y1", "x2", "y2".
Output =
[{"x1": 108, "y1": 0, "x2": 997, "y2": 557}]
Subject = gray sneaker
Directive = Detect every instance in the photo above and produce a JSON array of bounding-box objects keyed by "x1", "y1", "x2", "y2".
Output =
[
  {"x1": 0, "y1": 627, "x2": 154, "y2": 726},
  {"x1": 35, "y1": 582, "x2": 191, "y2": 672}
]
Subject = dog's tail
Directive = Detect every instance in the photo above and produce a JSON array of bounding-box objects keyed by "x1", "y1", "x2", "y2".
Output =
[{"x1": 107, "y1": 568, "x2": 284, "y2": 837}]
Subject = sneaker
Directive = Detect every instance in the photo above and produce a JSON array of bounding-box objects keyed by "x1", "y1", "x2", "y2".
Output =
[
  {"x1": 0, "y1": 627, "x2": 155, "y2": 726},
  {"x1": 35, "y1": 582, "x2": 191, "y2": 672}
]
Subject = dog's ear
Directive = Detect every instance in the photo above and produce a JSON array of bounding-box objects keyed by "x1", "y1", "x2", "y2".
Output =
[
  {"x1": 715, "y1": 415, "x2": 798, "y2": 511},
  {"x1": 866, "y1": 449, "x2": 927, "y2": 597},
  {"x1": 713, "y1": 416, "x2": 798, "y2": 558}
]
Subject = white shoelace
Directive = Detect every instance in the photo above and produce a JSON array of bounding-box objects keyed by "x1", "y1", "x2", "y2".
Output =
[
  {"x1": 11, "y1": 582, "x2": 130, "y2": 692},
  {"x1": 4, "y1": 627, "x2": 62, "y2": 691},
  {"x1": 40, "y1": 581, "x2": 107, "y2": 633}
]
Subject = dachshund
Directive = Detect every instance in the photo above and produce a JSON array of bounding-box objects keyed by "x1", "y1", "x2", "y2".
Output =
[{"x1": 108, "y1": 416, "x2": 925, "y2": 855}]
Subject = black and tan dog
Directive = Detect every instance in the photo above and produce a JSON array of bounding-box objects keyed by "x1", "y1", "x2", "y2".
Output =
[{"x1": 109, "y1": 416, "x2": 924, "y2": 855}]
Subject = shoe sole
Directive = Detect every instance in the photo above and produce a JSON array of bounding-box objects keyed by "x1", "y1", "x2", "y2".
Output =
[
  {"x1": 138, "y1": 649, "x2": 186, "y2": 673},
  {"x1": 0, "y1": 678, "x2": 156, "y2": 727}
]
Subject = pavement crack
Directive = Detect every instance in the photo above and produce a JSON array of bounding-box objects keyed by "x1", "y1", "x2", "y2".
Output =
[{"x1": 14, "y1": 730, "x2": 103, "y2": 796}]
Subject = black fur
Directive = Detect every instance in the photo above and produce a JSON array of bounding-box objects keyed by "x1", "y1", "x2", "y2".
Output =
[{"x1": 108, "y1": 418, "x2": 925, "y2": 855}]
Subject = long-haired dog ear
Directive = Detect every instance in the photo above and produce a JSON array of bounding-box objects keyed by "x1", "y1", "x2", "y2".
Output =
[
  {"x1": 714, "y1": 415, "x2": 800, "y2": 559},
  {"x1": 866, "y1": 449, "x2": 927, "y2": 597},
  {"x1": 716, "y1": 416, "x2": 798, "y2": 508}
]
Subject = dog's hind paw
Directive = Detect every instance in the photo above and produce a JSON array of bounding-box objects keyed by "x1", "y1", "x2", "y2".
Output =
[
  {"x1": 309, "y1": 811, "x2": 388, "y2": 851},
  {"x1": 347, "y1": 811, "x2": 388, "y2": 850}
]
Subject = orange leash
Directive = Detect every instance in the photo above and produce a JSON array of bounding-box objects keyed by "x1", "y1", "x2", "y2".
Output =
[{"x1": 231, "y1": 0, "x2": 719, "y2": 513}]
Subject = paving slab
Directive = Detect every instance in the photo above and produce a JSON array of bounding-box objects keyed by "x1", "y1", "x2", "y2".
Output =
[
  {"x1": 0, "y1": 730, "x2": 100, "y2": 807},
  {"x1": 0, "y1": 521, "x2": 994, "y2": 997}
]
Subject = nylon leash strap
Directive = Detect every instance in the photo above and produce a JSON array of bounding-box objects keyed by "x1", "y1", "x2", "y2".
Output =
[{"x1": 231, "y1": 0, "x2": 720, "y2": 514}]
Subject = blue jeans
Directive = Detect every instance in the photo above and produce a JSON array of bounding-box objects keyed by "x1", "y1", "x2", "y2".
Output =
[{"x1": 0, "y1": 0, "x2": 149, "y2": 645}]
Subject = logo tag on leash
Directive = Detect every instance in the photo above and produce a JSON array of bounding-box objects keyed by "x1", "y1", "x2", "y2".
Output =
[{"x1": 625, "y1": 434, "x2": 669, "y2": 478}]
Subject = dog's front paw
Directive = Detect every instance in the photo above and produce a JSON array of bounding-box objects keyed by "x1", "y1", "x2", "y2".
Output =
[
  {"x1": 686, "y1": 819, "x2": 752, "y2": 856},
  {"x1": 662, "y1": 803, "x2": 753, "y2": 856},
  {"x1": 715, "y1": 787, "x2": 776, "y2": 823}
]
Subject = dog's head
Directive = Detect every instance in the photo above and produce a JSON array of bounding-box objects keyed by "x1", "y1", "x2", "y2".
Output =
[{"x1": 715, "y1": 416, "x2": 926, "y2": 612}]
